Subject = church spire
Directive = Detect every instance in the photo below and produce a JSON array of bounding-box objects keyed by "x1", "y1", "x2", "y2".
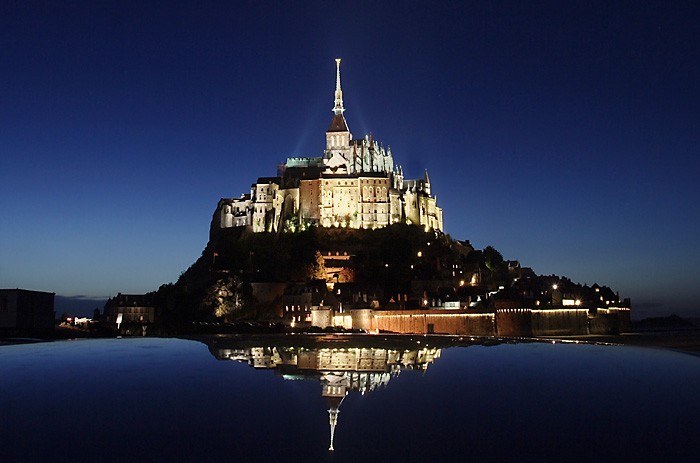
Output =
[{"x1": 333, "y1": 58, "x2": 345, "y2": 115}]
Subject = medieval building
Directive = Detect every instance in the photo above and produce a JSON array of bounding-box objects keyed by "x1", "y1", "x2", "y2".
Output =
[{"x1": 216, "y1": 59, "x2": 443, "y2": 233}]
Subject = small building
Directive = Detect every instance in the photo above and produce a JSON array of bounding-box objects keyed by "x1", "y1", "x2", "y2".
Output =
[
  {"x1": 281, "y1": 280, "x2": 339, "y2": 326},
  {"x1": 103, "y1": 293, "x2": 156, "y2": 325},
  {"x1": 0, "y1": 289, "x2": 55, "y2": 335}
]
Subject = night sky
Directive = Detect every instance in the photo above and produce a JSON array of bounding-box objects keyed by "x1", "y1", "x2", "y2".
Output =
[{"x1": 1, "y1": 1, "x2": 698, "y2": 318}]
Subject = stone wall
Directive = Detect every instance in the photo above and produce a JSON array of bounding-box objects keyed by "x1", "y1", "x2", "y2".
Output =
[
  {"x1": 495, "y1": 309, "x2": 533, "y2": 337},
  {"x1": 311, "y1": 308, "x2": 333, "y2": 328},
  {"x1": 496, "y1": 308, "x2": 591, "y2": 336},
  {"x1": 589, "y1": 308, "x2": 632, "y2": 335},
  {"x1": 531, "y1": 309, "x2": 589, "y2": 336},
  {"x1": 349, "y1": 309, "x2": 372, "y2": 331},
  {"x1": 371, "y1": 310, "x2": 495, "y2": 336},
  {"x1": 318, "y1": 306, "x2": 630, "y2": 337}
]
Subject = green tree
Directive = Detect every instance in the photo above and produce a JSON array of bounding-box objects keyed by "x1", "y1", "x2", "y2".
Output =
[
  {"x1": 201, "y1": 275, "x2": 245, "y2": 321},
  {"x1": 306, "y1": 250, "x2": 327, "y2": 281},
  {"x1": 483, "y1": 246, "x2": 504, "y2": 273}
]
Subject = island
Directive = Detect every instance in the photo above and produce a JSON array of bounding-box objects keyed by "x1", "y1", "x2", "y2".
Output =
[{"x1": 103, "y1": 59, "x2": 631, "y2": 338}]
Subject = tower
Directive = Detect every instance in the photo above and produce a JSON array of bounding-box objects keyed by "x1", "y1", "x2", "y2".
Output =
[{"x1": 326, "y1": 58, "x2": 352, "y2": 157}]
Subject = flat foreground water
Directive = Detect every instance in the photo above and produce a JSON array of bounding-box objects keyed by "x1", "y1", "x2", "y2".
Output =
[{"x1": 1, "y1": 336, "x2": 699, "y2": 462}]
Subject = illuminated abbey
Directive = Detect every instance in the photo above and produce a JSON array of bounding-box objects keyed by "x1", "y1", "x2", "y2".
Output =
[{"x1": 216, "y1": 59, "x2": 443, "y2": 233}]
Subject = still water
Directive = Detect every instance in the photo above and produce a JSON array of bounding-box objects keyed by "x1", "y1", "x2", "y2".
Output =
[{"x1": 1, "y1": 335, "x2": 699, "y2": 462}]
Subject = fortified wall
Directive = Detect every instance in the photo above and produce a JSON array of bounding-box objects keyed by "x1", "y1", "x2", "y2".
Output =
[{"x1": 313, "y1": 306, "x2": 631, "y2": 337}]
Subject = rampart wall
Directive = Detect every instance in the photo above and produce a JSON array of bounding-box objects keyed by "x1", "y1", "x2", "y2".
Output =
[
  {"x1": 531, "y1": 309, "x2": 589, "y2": 336},
  {"x1": 370, "y1": 311, "x2": 495, "y2": 336},
  {"x1": 368, "y1": 307, "x2": 628, "y2": 337}
]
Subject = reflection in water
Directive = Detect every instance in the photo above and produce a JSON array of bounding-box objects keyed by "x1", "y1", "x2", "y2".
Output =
[
  {"x1": 202, "y1": 335, "x2": 475, "y2": 451},
  {"x1": 2, "y1": 337, "x2": 699, "y2": 462}
]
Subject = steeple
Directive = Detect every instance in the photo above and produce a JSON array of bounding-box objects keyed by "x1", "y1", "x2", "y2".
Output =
[
  {"x1": 326, "y1": 58, "x2": 350, "y2": 137},
  {"x1": 333, "y1": 58, "x2": 344, "y2": 115}
]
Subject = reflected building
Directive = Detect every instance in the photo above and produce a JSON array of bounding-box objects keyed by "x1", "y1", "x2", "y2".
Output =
[{"x1": 202, "y1": 336, "x2": 450, "y2": 451}]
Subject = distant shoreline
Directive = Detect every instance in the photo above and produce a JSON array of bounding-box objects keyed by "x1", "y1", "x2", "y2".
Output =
[{"x1": 541, "y1": 330, "x2": 700, "y2": 353}]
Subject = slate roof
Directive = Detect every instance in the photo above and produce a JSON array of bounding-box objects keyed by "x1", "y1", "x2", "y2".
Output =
[{"x1": 328, "y1": 114, "x2": 349, "y2": 132}]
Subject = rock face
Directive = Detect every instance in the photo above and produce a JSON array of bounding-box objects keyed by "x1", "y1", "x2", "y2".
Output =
[{"x1": 152, "y1": 219, "x2": 632, "y2": 338}]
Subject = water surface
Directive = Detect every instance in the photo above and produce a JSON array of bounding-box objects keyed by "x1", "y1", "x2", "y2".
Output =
[{"x1": 1, "y1": 336, "x2": 698, "y2": 462}]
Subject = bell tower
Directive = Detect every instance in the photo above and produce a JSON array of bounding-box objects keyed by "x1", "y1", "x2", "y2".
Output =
[{"x1": 326, "y1": 58, "x2": 351, "y2": 156}]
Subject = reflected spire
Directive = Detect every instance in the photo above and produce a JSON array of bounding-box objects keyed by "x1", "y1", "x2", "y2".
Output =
[
  {"x1": 328, "y1": 408, "x2": 339, "y2": 451},
  {"x1": 326, "y1": 393, "x2": 346, "y2": 451},
  {"x1": 323, "y1": 373, "x2": 347, "y2": 452}
]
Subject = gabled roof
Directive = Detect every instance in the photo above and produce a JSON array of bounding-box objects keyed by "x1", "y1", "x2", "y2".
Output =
[{"x1": 327, "y1": 114, "x2": 349, "y2": 132}]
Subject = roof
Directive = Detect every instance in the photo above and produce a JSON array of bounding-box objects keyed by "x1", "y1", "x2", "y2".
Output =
[
  {"x1": 284, "y1": 166, "x2": 324, "y2": 180},
  {"x1": 105, "y1": 293, "x2": 154, "y2": 307},
  {"x1": 327, "y1": 114, "x2": 349, "y2": 132},
  {"x1": 256, "y1": 177, "x2": 281, "y2": 185},
  {"x1": 0, "y1": 288, "x2": 55, "y2": 297}
]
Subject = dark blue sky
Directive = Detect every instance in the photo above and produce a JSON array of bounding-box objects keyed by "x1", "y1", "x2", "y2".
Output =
[{"x1": 1, "y1": 1, "x2": 698, "y2": 317}]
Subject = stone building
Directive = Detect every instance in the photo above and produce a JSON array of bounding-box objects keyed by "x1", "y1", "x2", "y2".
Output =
[
  {"x1": 215, "y1": 59, "x2": 443, "y2": 234},
  {"x1": 103, "y1": 293, "x2": 156, "y2": 325}
]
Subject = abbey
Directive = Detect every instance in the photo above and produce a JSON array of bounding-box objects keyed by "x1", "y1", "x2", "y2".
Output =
[{"x1": 216, "y1": 59, "x2": 443, "y2": 233}]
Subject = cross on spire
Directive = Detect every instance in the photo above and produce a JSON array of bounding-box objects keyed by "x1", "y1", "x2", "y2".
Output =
[{"x1": 333, "y1": 58, "x2": 345, "y2": 115}]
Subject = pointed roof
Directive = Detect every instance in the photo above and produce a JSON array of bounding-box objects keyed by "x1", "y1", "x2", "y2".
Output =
[
  {"x1": 327, "y1": 59, "x2": 349, "y2": 133},
  {"x1": 328, "y1": 113, "x2": 349, "y2": 132}
]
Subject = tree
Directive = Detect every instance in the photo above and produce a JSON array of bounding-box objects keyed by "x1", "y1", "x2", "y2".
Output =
[
  {"x1": 306, "y1": 251, "x2": 327, "y2": 281},
  {"x1": 338, "y1": 267, "x2": 356, "y2": 283},
  {"x1": 483, "y1": 246, "x2": 504, "y2": 272},
  {"x1": 201, "y1": 275, "x2": 246, "y2": 321}
]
